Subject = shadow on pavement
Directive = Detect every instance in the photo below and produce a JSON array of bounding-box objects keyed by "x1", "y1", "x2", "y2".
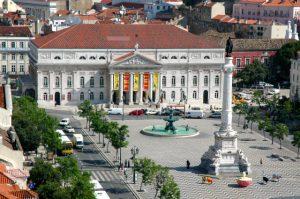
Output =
[
  {"x1": 249, "y1": 146, "x2": 273, "y2": 150},
  {"x1": 81, "y1": 159, "x2": 108, "y2": 166},
  {"x1": 169, "y1": 166, "x2": 201, "y2": 174},
  {"x1": 106, "y1": 187, "x2": 130, "y2": 194},
  {"x1": 227, "y1": 183, "x2": 242, "y2": 188}
]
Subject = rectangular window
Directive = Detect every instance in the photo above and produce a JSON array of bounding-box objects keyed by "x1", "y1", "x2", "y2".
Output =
[
  {"x1": 20, "y1": 54, "x2": 24, "y2": 60},
  {"x1": 236, "y1": 58, "x2": 241, "y2": 67},
  {"x1": 20, "y1": 42, "x2": 24, "y2": 48},
  {"x1": 11, "y1": 54, "x2": 16, "y2": 60},
  {"x1": 2, "y1": 65, "x2": 6, "y2": 73},
  {"x1": 2, "y1": 53, "x2": 6, "y2": 60},
  {"x1": 11, "y1": 42, "x2": 15, "y2": 48},
  {"x1": 11, "y1": 65, "x2": 16, "y2": 72},
  {"x1": 67, "y1": 77, "x2": 72, "y2": 88},
  {"x1": 1, "y1": 42, "x2": 6, "y2": 48},
  {"x1": 245, "y1": 58, "x2": 250, "y2": 65},
  {"x1": 20, "y1": 65, "x2": 24, "y2": 72}
]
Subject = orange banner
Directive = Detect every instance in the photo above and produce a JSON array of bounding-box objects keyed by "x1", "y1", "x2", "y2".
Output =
[
  {"x1": 124, "y1": 73, "x2": 129, "y2": 91},
  {"x1": 144, "y1": 73, "x2": 149, "y2": 91}
]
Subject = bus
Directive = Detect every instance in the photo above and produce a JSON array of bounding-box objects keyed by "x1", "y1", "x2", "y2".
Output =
[{"x1": 59, "y1": 135, "x2": 73, "y2": 155}]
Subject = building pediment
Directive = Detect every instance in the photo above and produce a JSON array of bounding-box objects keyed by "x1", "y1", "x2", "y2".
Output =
[{"x1": 110, "y1": 52, "x2": 162, "y2": 68}]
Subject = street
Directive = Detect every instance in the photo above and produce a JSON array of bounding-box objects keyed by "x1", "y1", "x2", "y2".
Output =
[{"x1": 46, "y1": 109, "x2": 137, "y2": 199}]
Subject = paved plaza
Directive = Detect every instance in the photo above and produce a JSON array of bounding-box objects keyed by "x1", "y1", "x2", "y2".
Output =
[{"x1": 88, "y1": 117, "x2": 300, "y2": 199}]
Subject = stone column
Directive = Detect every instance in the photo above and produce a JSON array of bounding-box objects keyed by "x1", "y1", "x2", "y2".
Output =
[
  {"x1": 109, "y1": 73, "x2": 114, "y2": 106},
  {"x1": 149, "y1": 72, "x2": 153, "y2": 103},
  {"x1": 119, "y1": 72, "x2": 124, "y2": 105},
  {"x1": 158, "y1": 72, "x2": 162, "y2": 103},
  {"x1": 49, "y1": 71, "x2": 54, "y2": 105},
  {"x1": 61, "y1": 72, "x2": 65, "y2": 104},
  {"x1": 129, "y1": 72, "x2": 134, "y2": 105},
  {"x1": 139, "y1": 72, "x2": 144, "y2": 105}
]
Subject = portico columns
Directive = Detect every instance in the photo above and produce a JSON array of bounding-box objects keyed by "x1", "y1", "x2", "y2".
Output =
[
  {"x1": 139, "y1": 72, "x2": 143, "y2": 105},
  {"x1": 149, "y1": 72, "x2": 153, "y2": 103},
  {"x1": 158, "y1": 72, "x2": 162, "y2": 103},
  {"x1": 109, "y1": 73, "x2": 113, "y2": 105},
  {"x1": 129, "y1": 72, "x2": 134, "y2": 105},
  {"x1": 119, "y1": 72, "x2": 124, "y2": 105}
]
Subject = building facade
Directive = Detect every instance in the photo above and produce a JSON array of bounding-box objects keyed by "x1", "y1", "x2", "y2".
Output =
[
  {"x1": 0, "y1": 26, "x2": 32, "y2": 87},
  {"x1": 29, "y1": 24, "x2": 225, "y2": 108},
  {"x1": 290, "y1": 51, "x2": 300, "y2": 101}
]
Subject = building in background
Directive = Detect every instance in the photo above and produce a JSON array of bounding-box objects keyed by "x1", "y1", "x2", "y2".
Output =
[
  {"x1": 290, "y1": 51, "x2": 300, "y2": 102},
  {"x1": 0, "y1": 0, "x2": 24, "y2": 12}
]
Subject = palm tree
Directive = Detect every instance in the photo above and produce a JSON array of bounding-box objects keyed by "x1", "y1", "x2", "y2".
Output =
[
  {"x1": 275, "y1": 123, "x2": 289, "y2": 149},
  {"x1": 292, "y1": 131, "x2": 300, "y2": 158}
]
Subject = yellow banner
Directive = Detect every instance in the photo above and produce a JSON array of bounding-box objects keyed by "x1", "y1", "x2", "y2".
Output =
[
  {"x1": 153, "y1": 72, "x2": 159, "y2": 90},
  {"x1": 134, "y1": 73, "x2": 139, "y2": 91},
  {"x1": 114, "y1": 72, "x2": 119, "y2": 90}
]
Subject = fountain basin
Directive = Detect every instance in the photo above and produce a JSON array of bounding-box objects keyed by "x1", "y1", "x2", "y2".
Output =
[{"x1": 141, "y1": 125, "x2": 199, "y2": 138}]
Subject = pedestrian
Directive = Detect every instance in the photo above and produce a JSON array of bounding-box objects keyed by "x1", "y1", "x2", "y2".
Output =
[
  {"x1": 260, "y1": 158, "x2": 263, "y2": 165},
  {"x1": 186, "y1": 160, "x2": 190, "y2": 169},
  {"x1": 125, "y1": 160, "x2": 128, "y2": 168},
  {"x1": 189, "y1": 104, "x2": 191, "y2": 109},
  {"x1": 121, "y1": 163, "x2": 124, "y2": 171},
  {"x1": 128, "y1": 160, "x2": 130, "y2": 168}
]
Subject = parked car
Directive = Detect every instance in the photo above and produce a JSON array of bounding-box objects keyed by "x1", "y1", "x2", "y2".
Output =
[
  {"x1": 129, "y1": 109, "x2": 144, "y2": 115},
  {"x1": 186, "y1": 110, "x2": 205, "y2": 119},
  {"x1": 107, "y1": 108, "x2": 123, "y2": 115},
  {"x1": 59, "y1": 118, "x2": 70, "y2": 126},
  {"x1": 145, "y1": 109, "x2": 159, "y2": 115},
  {"x1": 161, "y1": 109, "x2": 183, "y2": 116},
  {"x1": 64, "y1": 125, "x2": 75, "y2": 133},
  {"x1": 209, "y1": 111, "x2": 222, "y2": 118}
]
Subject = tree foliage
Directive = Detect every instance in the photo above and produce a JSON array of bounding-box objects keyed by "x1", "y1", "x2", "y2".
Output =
[
  {"x1": 233, "y1": 102, "x2": 248, "y2": 127},
  {"x1": 292, "y1": 131, "x2": 300, "y2": 158},
  {"x1": 235, "y1": 60, "x2": 268, "y2": 86},
  {"x1": 77, "y1": 100, "x2": 93, "y2": 128},
  {"x1": 275, "y1": 123, "x2": 289, "y2": 149},
  {"x1": 135, "y1": 158, "x2": 158, "y2": 191},
  {"x1": 159, "y1": 175, "x2": 180, "y2": 199}
]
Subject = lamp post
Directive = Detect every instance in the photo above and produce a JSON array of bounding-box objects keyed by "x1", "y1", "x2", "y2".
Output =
[
  {"x1": 122, "y1": 95, "x2": 125, "y2": 121},
  {"x1": 131, "y1": 146, "x2": 139, "y2": 184}
]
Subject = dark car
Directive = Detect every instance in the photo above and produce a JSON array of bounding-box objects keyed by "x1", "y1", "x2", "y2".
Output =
[{"x1": 129, "y1": 109, "x2": 144, "y2": 115}]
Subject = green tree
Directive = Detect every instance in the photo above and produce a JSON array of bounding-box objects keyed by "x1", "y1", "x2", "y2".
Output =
[
  {"x1": 70, "y1": 172, "x2": 95, "y2": 199},
  {"x1": 245, "y1": 107, "x2": 259, "y2": 132},
  {"x1": 105, "y1": 121, "x2": 119, "y2": 153},
  {"x1": 258, "y1": 117, "x2": 270, "y2": 141},
  {"x1": 275, "y1": 123, "x2": 289, "y2": 149},
  {"x1": 265, "y1": 119, "x2": 276, "y2": 144},
  {"x1": 292, "y1": 131, "x2": 300, "y2": 158},
  {"x1": 252, "y1": 90, "x2": 265, "y2": 108},
  {"x1": 135, "y1": 158, "x2": 157, "y2": 191},
  {"x1": 153, "y1": 165, "x2": 169, "y2": 198},
  {"x1": 233, "y1": 102, "x2": 248, "y2": 127},
  {"x1": 235, "y1": 60, "x2": 268, "y2": 86},
  {"x1": 28, "y1": 159, "x2": 62, "y2": 188},
  {"x1": 90, "y1": 108, "x2": 106, "y2": 142},
  {"x1": 159, "y1": 175, "x2": 180, "y2": 199},
  {"x1": 111, "y1": 125, "x2": 129, "y2": 165},
  {"x1": 37, "y1": 181, "x2": 71, "y2": 199},
  {"x1": 57, "y1": 156, "x2": 81, "y2": 186},
  {"x1": 78, "y1": 100, "x2": 93, "y2": 129}
]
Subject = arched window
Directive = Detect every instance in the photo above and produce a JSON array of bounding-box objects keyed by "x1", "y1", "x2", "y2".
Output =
[
  {"x1": 80, "y1": 92, "x2": 84, "y2": 101},
  {"x1": 193, "y1": 76, "x2": 197, "y2": 86},
  {"x1": 171, "y1": 91, "x2": 175, "y2": 100},
  {"x1": 215, "y1": 90, "x2": 219, "y2": 99},
  {"x1": 100, "y1": 92, "x2": 104, "y2": 100},
  {"x1": 204, "y1": 75, "x2": 208, "y2": 86},
  {"x1": 89, "y1": 56, "x2": 96, "y2": 60},
  {"x1": 79, "y1": 56, "x2": 86, "y2": 60},
  {"x1": 43, "y1": 92, "x2": 48, "y2": 100},
  {"x1": 180, "y1": 56, "x2": 187, "y2": 59},
  {"x1": 55, "y1": 77, "x2": 60, "y2": 88},
  {"x1": 161, "y1": 56, "x2": 168, "y2": 60},
  {"x1": 67, "y1": 77, "x2": 72, "y2": 88},
  {"x1": 67, "y1": 92, "x2": 71, "y2": 101},
  {"x1": 162, "y1": 91, "x2": 166, "y2": 99},
  {"x1": 171, "y1": 56, "x2": 177, "y2": 59},
  {"x1": 90, "y1": 77, "x2": 94, "y2": 88},
  {"x1": 181, "y1": 76, "x2": 185, "y2": 86},
  {"x1": 80, "y1": 77, "x2": 84, "y2": 88},
  {"x1": 99, "y1": 56, "x2": 106, "y2": 60},
  {"x1": 162, "y1": 76, "x2": 166, "y2": 87},
  {"x1": 90, "y1": 92, "x2": 94, "y2": 101},
  {"x1": 204, "y1": 56, "x2": 210, "y2": 59},
  {"x1": 100, "y1": 76, "x2": 104, "y2": 87},
  {"x1": 171, "y1": 76, "x2": 176, "y2": 87},
  {"x1": 215, "y1": 75, "x2": 220, "y2": 86},
  {"x1": 43, "y1": 77, "x2": 48, "y2": 87},
  {"x1": 193, "y1": 91, "x2": 197, "y2": 99},
  {"x1": 54, "y1": 56, "x2": 61, "y2": 60}
]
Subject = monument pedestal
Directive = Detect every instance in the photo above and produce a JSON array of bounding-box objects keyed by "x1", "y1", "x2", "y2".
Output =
[{"x1": 200, "y1": 56, "x2": 251, "y2": 176}]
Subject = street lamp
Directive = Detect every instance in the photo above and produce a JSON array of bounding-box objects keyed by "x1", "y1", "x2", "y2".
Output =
[
  {"x1": 131, "y1": 146, "x2": 139, "y2": 184},
  {"x1": 122, "y1": 95, "x2": 125, "y2": 121}
]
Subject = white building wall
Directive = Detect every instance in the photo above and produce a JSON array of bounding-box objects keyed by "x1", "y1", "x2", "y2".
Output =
[{"x1": 290, "y1": 59, "x2": 300, "y2": 101}]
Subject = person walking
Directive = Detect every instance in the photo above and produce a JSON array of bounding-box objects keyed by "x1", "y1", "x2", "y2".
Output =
[{"x1": 186, "y1": 160, "x2": 190, "y2": 169}]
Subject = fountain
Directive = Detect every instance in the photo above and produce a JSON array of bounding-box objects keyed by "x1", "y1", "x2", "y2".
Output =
[{"x1": 141, "y1": 109, "x2": 199, "y2": 137}]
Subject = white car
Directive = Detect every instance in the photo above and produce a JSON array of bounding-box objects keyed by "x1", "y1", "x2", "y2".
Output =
[
  {"x1": 94, "y1": 191, "x2": 110, "y2": 199},
  {"x1": 64, "y1": 125, "x2": 75, "y2": 133},
  {"x1": 90, "y1": 179, "x2": 103, "y2": 190},
  {"x1": 59, "y1": 118, "x2": 70, "y2": 126},
  {"x1": 145, "y1": 109, "x2": 159, "y2": 115}
]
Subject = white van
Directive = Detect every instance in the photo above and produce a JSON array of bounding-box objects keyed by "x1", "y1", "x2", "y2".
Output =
[
  {"x1": 55, "y1": 129, "x2": 65, "y2": 137},
  {"x1": 71, "y1": 134, "x2": 84, "y2": 149},
  {"x1": 107, "y1": 108, "x2": 123, "y2": 115},
  {"x1": 186, "y1": 110, "x2": 205, "y2": 119}
]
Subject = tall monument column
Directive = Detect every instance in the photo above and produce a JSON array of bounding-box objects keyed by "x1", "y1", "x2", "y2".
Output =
[{"x1": 200, "y1": 38, "x2": 251, "y2": 176}]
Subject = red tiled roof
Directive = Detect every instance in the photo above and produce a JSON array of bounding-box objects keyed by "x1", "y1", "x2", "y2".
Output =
[
  {"x1": 114, "y1": 51, "x2": 135, "y2": 61},
  {"x1": 32, "y1": 24, "x2": 220, "y2": 49},
  {"x1": 0, "y1": 27, "x2": 32, "y2": 37},
  {"x1": 79, "y1": 15, "x2": 99, "y2": 21},
  {"x1": 212, "y1": 14, "x2": 226, "y2": 20},
  {"x1": 239, "y1": 0, "x2": 300, "y2": 6},
  {"x1": 55, "y1": 9, "x2": 70, "y2": 16}
]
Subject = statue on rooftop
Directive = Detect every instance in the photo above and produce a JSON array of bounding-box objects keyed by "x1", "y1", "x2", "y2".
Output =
[{"x1": 225, "y1": 37, "x2": 233, "y2": 57}]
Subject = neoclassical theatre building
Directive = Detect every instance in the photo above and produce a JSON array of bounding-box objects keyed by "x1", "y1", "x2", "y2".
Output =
[{"x1": 29, "y1": 24, "x2": 225, "y2": 108}]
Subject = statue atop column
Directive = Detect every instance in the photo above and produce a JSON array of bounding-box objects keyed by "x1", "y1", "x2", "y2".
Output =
[{"x1": 225, "y1": 37, "x2": 233, "y2": 57}]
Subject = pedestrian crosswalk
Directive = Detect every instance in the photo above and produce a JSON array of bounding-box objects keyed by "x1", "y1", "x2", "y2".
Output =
[{"x1": 89, "y1": 169, "x2": 124, "y2": 183}]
